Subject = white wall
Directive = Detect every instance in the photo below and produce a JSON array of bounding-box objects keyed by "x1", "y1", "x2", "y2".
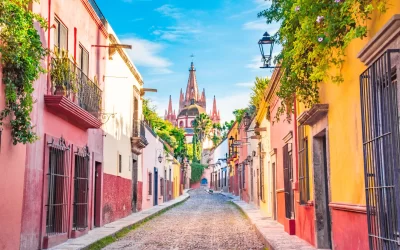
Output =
[{"x1": 103, "y1": 26, "x2": 143, "y2": 180}]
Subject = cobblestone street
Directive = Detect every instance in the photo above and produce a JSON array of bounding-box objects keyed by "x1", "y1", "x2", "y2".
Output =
[{"x1": 104, "y1": 188, "x2": 265, "y2": 250}]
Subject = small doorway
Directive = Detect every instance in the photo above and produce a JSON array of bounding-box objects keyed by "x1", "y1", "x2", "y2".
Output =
[
  {"x1": 313, "y1": 133, "x2": 332, "y2": 249},
  {"x1": 93, "y1": 162, "x2": 102, "y2": 227},
  {"x1": 201, "y1": 178, "x2": 208, "y2": 185},
  {"x1": 250, "y1": 162, "x2": 254, "y2": 202},
  {"x1": 132, "y1": 157, "x2": 138, "y2": 212},
  {"x1": 256, "y1": 169, "x2": 260, "y2": 207},
  {"x1": 272, "y1": 162, "x2": 277, "y2": 220},
  {"x1": 154, "y1": 168, "x2": 158, "y2": 206}
]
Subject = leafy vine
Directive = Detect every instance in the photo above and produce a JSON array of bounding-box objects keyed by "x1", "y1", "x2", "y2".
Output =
[
  {"x1": 0, "y1": 0, "x2": 48, "y2": 144},
  {"x1": 258, "y1": 0, "x2": 386, "y2": 119}
]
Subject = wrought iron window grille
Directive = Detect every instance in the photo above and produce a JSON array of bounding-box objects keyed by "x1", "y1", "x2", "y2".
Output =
[
  {"x1": 73, "y1": 147, "x2": 90, "y2": 231},
  {"x1": 360, "y1": 49, "x2": 400, "y2": 250}
]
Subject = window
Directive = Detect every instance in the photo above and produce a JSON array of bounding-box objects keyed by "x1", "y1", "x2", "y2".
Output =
[
  {"x1": 360, "y1": 50, "x2": 400, "y2": 249},
  {"x1": 46, "y1": 138, "x2": 69, "y2": 235},
  {"x1": 243, "y1": 164, "x2": 246, "y2": 189},
  {"x1": 283, "y1": 143, "x2": 294, "y2": 219},
  {"x1": 73, "y1": 148, "x2": 90, "y2": 230},
  {"x1": 179, "y1": 121, "x2": 184, "y2": 127},
  {"x1": 298, "y1": 125, "x2": 310, "y2": 204},
  {"x1": 259, "y1": 143, "x2": 265, "y2": 202},
  {"x1": 160, "y1": 178, "x2": 164, "y2": 196},
  {"x1": 78, "y1": 45, "x2": 89, "y2": 76},
  {"x1": 148, "y1": 173, "x2": 152, "y2": 195},
  {"x1": 118, "y1": 154, "x2": 122, "y2": 173},
  {"x1": 54, "y1": 18, "x2": 68, "y2": 51}
]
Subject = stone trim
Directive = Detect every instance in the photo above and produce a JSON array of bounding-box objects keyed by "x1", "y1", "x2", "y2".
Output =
[
  {"x1": 269, "y1": 148, "x2": 277, "y2": 156},
  {"x1": 283, "y1": 131, "x2": 293, "y2": 144},
  {"x1": 329, "y1": 202, "x2": 367, "y2": 214},
  {"x1": 358, "y1": 14, "x2": 400, "y2": 66},
  {"x1": 297, "y1": 104, "x2": 329, "y2": 126}
]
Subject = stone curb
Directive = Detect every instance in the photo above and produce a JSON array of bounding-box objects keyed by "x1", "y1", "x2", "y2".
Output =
[
  {"x1": 51, "y1": 191, "x2": 190, "y2": 250},
  {"x1": 219, "y1": 192, "x2": 316, "y2": 250}
]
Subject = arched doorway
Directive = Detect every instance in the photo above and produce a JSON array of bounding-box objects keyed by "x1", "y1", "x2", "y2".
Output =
[{"x1": 201, "y1": 178, "x2": 208, "y2": 185}]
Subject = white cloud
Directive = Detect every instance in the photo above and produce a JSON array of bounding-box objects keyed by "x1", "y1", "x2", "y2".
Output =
[
  {"x1": 235, "y1": 82, "x2": 253, "y2": 87},
  {"x1": 246, "y1": 56, "x2": 262, "y2": 69},
  {"x1": 120, "y1": 37, "x2": 173, "y2": 75},
  {"x1": 254, "y1": 0, "x2": 271, "y2": 8},
  {"x1": 155, "y1": 4, "x2": 183, "y2": 20},
  {"x1": 209, "y1": 93, "x2": 251, "y2": 123},
  {"x1": 152, "y1": 26, "x2": 202, "y2": 42},
  {"x1": 243, "y1": 20, "x2": 268, "y2": 31}
]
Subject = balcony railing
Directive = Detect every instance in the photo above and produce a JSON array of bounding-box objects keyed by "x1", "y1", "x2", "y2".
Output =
[
  {"x1": 133, "y1": 120, "x2": 147, "y2": 141},
  {"x1": 50, "y1": 58, "x2": 102, "y2": 118}
]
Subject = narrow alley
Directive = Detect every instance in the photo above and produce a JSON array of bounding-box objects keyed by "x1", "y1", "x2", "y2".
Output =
[{"x1": 104, "y1": 189, "x2": 265, "y2": 250}]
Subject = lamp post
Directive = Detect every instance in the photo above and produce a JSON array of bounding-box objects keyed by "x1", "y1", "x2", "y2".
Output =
[{"x1": 258, "y1": 31, "x2": 279, "y2": 69}]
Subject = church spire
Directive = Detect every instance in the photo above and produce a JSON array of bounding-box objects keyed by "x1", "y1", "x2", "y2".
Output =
[
  {"x1": 185, "y1": 62, "x2": 199, "y2": 103},
  {"x1": 211, "y1": 95, "x2": 220, "y2": 124},
  {"x1": 168, "y1": 95, "x2": 173, "y2": 114}
]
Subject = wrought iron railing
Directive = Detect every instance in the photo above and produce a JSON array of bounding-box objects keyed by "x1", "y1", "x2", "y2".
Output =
[
  {"x1": 133, "y1": 120, "x2": 147, "y2": 142},
  {"x1": 360, "y1": 49, "x2": 400, "y2": 249},
  {"x1": 50, "y1": 58, "x2": 102, "y2": 118},
  {"x1": 88, "y1": 0, "x2": 108, "y2": 26}
]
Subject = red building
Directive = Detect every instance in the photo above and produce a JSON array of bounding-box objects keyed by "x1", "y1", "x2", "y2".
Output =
[{"x1": 0, "y1": 0, "x2": 107, "y2": 249}]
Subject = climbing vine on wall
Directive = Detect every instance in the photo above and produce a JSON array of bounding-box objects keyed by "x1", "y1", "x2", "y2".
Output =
[
  {"x1": 190, "y1": 162, "x2": 206, "y2": 184},
  {"x1": 258, "y1": 0, "x2": 386, "y2": 119},
  {"x1": 0, "y1": 0, "x2": 48, "y2": 144}
]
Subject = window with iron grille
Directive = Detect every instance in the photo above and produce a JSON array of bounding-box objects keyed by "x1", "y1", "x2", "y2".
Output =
[
  {"x1": 148, "y1": 173, "x2": 152, "y2": 195},
  {"x1": 118, "y1": 154, "x2": 122, "y2": 173},
  {"x1": 259, "y1": 143, "x2": 265, "y2": 202},
  {"x1": 283, "y1": 143, "x2": 294, "y2": 219},
  {"x1": 298, "y1": 125, "x2": 310, "y2": 205},
  {"x1": 160, "y1": 178, "x2": 164, "y2": 196},
  {"x1": 73, "y1": 147, "x2": 90, "y2": 231},
  {"x1": 54, "y1": 17, "x2": 68, "y2": 51},
  {"x1": 45, "y1": 137, "x2": 70, "y2": 236},
  {"x1": 360, "y1": 49, "x2": 400, "y2": 249}
]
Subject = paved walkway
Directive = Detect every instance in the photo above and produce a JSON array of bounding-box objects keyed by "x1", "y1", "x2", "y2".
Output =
[
  {"x1": 51, "y1": 191, "x2": 190, "y2": 250},
  {"x1": 218, "y1": 191, "x2": 317, "y2": 250},
  {"x1": 104, "y1": 188, "x2": 265, "y2": 250}
]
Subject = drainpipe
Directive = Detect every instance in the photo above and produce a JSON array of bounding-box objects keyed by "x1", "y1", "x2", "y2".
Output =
[
  {"x1": 293, "y1": 95, "x2": 299, "y2": 190},
  {"x1": 47, "y1": 0, "x2": 51, "y2": 94}
]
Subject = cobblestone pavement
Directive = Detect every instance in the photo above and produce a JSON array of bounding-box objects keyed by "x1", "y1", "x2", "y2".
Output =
[{"x1": 104, "y1": 188, "x2": 265, "y2": 250}]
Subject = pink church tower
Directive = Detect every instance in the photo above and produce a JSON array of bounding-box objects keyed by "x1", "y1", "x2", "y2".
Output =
[{"x1": 164, "y1": 95, "x2": 177, "y2": 126}]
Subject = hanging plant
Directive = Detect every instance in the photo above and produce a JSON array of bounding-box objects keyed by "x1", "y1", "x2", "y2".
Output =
[
  {"x1": 258, "y1": 0, "x2": 386, "y2": 119},
  {"x1": 0, "y1": 0, "x2": 48, "y2": 144}
]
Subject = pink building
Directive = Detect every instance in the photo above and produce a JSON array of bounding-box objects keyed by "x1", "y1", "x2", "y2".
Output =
[{"x1": 0, "y1": 0, "x2": 107, "y2": 249}]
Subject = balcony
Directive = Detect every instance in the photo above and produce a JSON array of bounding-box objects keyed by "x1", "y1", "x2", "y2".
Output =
[
  {"x1": 131, "y1": 120, "x2": 148, "y2": 154},
  {"x1": 44, "y1": 58, "x2": 102, "y2": 129}
]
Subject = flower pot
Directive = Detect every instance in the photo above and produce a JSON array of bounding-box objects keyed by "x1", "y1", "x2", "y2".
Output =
[{"x1": 54, "y1": 85, "x2": 66, "y2": 96}]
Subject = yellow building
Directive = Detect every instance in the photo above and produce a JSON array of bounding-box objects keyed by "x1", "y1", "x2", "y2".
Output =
[
  {"x1": 295, "y1": 5, "x2": 400, "y2": 250},
  {"x1": 173, "y1": 159, "x2": 181, "y2": 199}
]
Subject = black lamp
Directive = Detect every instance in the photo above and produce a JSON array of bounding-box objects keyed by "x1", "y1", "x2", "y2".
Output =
[
  {"x1": 258, "y1": 31, "x2": 278, "y2": 69},
  {"x1": 243, "y1": 112, "x2": 251, "y2": 128},
  {"x1": 158, "y1": 154, "x2": 163, "y2": 163}
]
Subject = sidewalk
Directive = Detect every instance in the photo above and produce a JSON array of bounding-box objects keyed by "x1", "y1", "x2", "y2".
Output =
[
  {"x1": 51, "y1": 190, "x2": 190, "y2": 250},
  {"x1": 219, "y1": 192, "x2": 316, "y2": 250}
]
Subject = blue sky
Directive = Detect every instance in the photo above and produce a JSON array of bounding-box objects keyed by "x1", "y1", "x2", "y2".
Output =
[{"x1": 96, "y1": 0, "x2": 280, "y2": 122}]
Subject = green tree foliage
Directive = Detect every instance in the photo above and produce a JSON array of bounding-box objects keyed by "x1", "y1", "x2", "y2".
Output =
[
  {"x1": 250, "y1": 77, "x2": 270, "y2": 109},
  {"x1": 258, "y1": 0, "x2": 386, "y2": 119},
  {"x1": 190, "y1": 162, "x2": 207, "y2": 184},
  {"x1": 193, "y1": 113, "x2": 213, "y2": 143},
  {"x1": 0, "y1": 0, "x2": 48, "y2": 144},
  {"x1": 143, "y1": 99, "x2": 186, "y2": 159}
]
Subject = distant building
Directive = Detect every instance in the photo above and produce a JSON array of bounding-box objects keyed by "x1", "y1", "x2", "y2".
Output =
[{"x1": 164, "y1": 62, "x2": 221, "y2": 143}]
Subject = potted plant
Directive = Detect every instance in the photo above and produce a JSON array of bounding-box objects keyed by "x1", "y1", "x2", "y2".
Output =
[{"x1": 50, "y1": 49, "x2": 75, "y2": 96}]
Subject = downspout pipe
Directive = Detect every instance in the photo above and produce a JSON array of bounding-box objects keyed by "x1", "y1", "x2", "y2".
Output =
[{"x1": 293, "y1": 94, "x2": 299, "y2": 190}]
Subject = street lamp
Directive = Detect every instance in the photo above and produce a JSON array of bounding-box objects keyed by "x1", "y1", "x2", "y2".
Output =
[
  {"x1": 158, "y1": 154, "x2": 163, "y2": 163},
  {"x1": 258, "y1": 31, "x2": 279, "y2": 69},
  {"x1": 243, "y1": 112, "x2": 251, "y2": 128}
]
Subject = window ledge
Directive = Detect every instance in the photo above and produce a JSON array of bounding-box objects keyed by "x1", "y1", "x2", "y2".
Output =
[{"x1": 358, "y1": 14, "x2": 400, "y2": 66}]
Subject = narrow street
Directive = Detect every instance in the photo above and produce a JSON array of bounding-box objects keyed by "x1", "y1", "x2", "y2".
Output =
[{"x1": 104, "y1": 189, "x2": 265, "y2": 250}]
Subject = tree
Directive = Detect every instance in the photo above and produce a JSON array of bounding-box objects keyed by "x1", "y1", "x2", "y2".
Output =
[
  {"x1": 143, "y1": 99, "x2": 187, "y2": 159},
  {"x1": 250, "y1": 77, "x2": 270, "y2": 109},
  {"x1": 193, "y1": 113, "x2": 213, "y2": 145}
]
